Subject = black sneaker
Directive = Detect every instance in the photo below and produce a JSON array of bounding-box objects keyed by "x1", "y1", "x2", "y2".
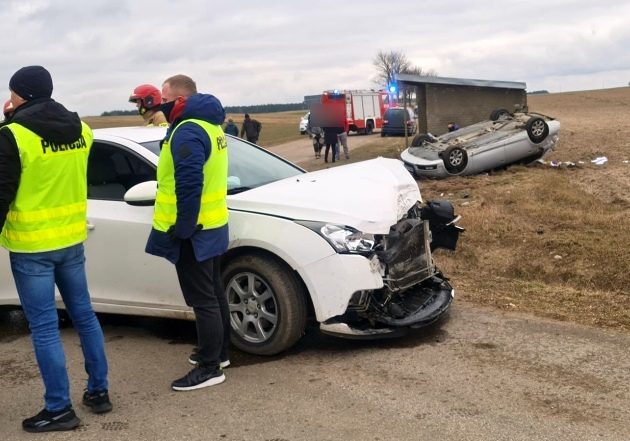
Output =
[
  {"x1": 22, "y1": 406, "x2": 80, "y2": 433},
  {"x1": 82, "y1": 389, "x2": 113, "y2": 414},
  {"x1": 172, "y1": 366, "x2": 225, "y2": 391},
  {"x1": 188, "y1": 348, "x2": 230, "y2": 369}
]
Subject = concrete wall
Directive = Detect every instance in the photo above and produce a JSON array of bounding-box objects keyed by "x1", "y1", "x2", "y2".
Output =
[{"x1": 414, "y1": 84, "x2": 527, "y2": 135}]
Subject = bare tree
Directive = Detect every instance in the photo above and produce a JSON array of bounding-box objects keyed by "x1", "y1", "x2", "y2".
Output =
[
  {"x1": 372, "y1": 50, "x2": 411, "y2": 87},
  {"x1": 373, "y1": 50, "x2": 437, "y2": 102}
]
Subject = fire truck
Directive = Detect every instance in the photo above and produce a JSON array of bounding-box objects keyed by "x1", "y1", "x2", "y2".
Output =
[{"x1": 317, "y1": 89, "x2": 393, "y2": 134}]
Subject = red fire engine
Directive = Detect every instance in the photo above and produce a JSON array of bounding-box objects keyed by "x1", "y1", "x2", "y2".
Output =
[{"x1": 319, "y1": 89, "x2": 393, "y2": 134}]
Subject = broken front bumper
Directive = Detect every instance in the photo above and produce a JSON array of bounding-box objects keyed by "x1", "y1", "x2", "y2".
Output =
[{"x1": 320, "y1": 275, "x2": 454, "y2": 338}]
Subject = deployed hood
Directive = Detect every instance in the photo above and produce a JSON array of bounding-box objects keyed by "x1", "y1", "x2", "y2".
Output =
[{"x1": 229, "y1": 157, "x2": 421, "y2": 234}]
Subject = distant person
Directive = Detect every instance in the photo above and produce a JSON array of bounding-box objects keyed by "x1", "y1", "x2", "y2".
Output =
[
  {"x1": 0, "y1": 65, "x2": 111, "y2": 433},
  {"x1": 323, "y1": 126, "x2": 341, "y2": 163},
  {"x1": 311, "y1": 126, "x2": 323, "y2": 159},
  {"x1": 447, "y1": 122, "x2": 460, "y2": 132},
  {"x1": 240, "y1": 113, "x2": 262, "y2": 144},
  {"x1": 337, "y1": 118, "x2": 350, "y2": 160},
  {"x1": 128, "y1": 84, "x2": 168, "y2": 127},
  {"x1": 223, "y1": 117, "x2": 239, "y2": 136}
]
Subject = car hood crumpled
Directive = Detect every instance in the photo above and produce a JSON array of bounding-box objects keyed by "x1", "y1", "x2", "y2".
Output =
[{"x1": 229, "y1": 157, "x2": 421, "y2": 234}]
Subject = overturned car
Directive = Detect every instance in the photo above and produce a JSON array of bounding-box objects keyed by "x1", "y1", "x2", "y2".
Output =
[{"x1": 400, "y1": 110, "x2": 561, "y2": 178}]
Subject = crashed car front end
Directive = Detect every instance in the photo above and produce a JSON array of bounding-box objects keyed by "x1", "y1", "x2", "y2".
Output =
[{"x1": 318, "y1": 200, "x2": 463, "y2": 338}]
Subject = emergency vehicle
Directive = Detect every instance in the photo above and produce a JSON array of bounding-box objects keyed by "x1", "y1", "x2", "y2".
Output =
[{"x1": 319, "y1": 89, "x2": 392, "y2": 134}]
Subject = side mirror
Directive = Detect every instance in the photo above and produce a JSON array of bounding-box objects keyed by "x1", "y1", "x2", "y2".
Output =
[{"x1": 124, "y1": 181, "x2": 157, "y2": 206}]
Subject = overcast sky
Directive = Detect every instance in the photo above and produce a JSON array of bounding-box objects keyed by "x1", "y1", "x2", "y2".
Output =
[{"x1": 1, "y1": 0, "x2": 629, "y2": 116}]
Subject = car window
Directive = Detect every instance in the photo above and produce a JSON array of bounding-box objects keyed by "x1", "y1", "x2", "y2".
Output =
[
  {"x1": 125, "y1": 135, "x2": 303, "y2": 196},
  {"x1": 88, "y1": 142, "x2": 156, "y2": 201},
  {"x1": 226, "y1": 136, "x2": 303, "y2": 193}
]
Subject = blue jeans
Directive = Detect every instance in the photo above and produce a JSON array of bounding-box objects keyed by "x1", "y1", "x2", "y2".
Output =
[{"x1": 10, "y1": 243, "x2": 109, "y2": 411}]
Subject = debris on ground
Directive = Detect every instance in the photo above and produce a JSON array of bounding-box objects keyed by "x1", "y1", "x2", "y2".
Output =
[{"x1": 591, "y1": 156, "x2": 608, "y2": 165}]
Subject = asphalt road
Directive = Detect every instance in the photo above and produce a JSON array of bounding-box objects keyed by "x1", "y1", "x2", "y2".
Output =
[{"x1": 1, "y1": 302, "x2": 629, "y2": 441}]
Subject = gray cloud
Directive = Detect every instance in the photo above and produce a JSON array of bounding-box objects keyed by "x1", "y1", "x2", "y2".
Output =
[{"x1": 1, "y1": 0, "x2": 629, "y2": 115}]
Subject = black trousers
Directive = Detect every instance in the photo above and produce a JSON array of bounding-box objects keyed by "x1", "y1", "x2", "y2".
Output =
[
  {"x1": 324, "y1": 142, "x2": 337, "y2": 162},
  {"x1": 175, "y1": 239, "x2": 230, "y2": 367}
]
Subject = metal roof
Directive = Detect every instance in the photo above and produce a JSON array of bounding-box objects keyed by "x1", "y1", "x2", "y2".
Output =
[{"x1": 396, "y1": 73, "x2": 526, "y2": 90}]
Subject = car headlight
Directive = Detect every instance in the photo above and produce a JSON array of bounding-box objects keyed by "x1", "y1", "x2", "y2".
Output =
[{"x1": 296, "y1": 221, "x2": 375, "y2": 253}]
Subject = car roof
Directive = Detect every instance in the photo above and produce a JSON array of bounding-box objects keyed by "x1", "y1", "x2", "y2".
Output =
[{"x1": 92, "y1": 126, "x2": 167, "y2": 143}]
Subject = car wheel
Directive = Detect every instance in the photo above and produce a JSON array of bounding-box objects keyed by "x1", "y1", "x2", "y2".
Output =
[
  {"x1": 490, "y1": 108, "x2": 511, "y2": 121},
  {"x1": 441, "y1": 146, "x2": 468, "y2": 174},
  {"x1": 222, "y1": 254, "x2": 307, "y2": 355},
  {"x1": 526, "y1": 117, "x2": 549, "y2": 144},
  {"x1": 411, "y1": 133, "x2": 435, "y2": 147}
]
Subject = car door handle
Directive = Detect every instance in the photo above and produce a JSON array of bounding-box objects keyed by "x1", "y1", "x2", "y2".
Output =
[{"x1": 87, "y1": 220, "x2": 95, "y2": 231}]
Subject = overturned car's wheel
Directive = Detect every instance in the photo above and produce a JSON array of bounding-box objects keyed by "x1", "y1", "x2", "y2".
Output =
[
  {"x1": 526, "y1": 117, "x2": 549, "y2": 144},
  {"x1": 441, "y1": 146, "x2": 468, "y2": 174},
  {"x1": 411, "y1": 133, "x2": 435, "y2": 147},
  {"x1": 223, "y1": 254, "x2": 307, "y2": 355},
  {"x1": 490, "y1": 108, "x2": 511, "y2": 121}
]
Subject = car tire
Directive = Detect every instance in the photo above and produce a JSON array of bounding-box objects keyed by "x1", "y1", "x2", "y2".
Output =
[
  {"x1": 411, "y1": 133, "x2": 435, "y2": 147},
  {"x1": 222, "y1": 254, "x2": 307, "y2": 355},
  {"x1": 525, "y1": 117, "x2": 549, "y2": 144},
  {"x1": 441, "y1": 146, "x2": 468, "y2": 174},
  {"x1": 490, "y1": 108, "x2": 511, "y2": 121}
]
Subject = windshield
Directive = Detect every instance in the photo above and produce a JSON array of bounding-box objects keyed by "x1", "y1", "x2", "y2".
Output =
[
  {"x1": 226, "y1": 136, "x2": 303, "y2": 194},
  {"x1": 140, "y1": 136, "x2": 303, "y2": 195}
]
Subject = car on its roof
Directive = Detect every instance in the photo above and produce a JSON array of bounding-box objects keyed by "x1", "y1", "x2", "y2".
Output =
[
  {"x1": 400, "y1": 110, "x2": 560, "y2": 179},
  {"x1": 0, "y1": 126, "x2": 463, "y2": 355}
]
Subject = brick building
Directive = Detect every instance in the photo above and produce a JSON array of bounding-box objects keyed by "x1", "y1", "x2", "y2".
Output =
[{"x1": 396, "y1": 74, "x2": 527, "y2": 135}]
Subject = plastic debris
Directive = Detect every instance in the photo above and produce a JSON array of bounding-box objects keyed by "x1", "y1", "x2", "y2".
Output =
[{"x1": 591, "y1": 156, "x2": 608, "y2": 165}]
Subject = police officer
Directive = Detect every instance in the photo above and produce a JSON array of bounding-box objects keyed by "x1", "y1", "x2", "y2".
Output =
[
  {"x1": 145, "y1": 74, "x2": 230, "y2": 391},
  {"x1": 0, "y1": 65, "x2": 112, "y2": 432}
]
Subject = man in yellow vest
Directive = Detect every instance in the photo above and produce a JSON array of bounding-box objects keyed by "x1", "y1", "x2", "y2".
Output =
[
  {"x1": 0, "y1": 66, "x2": 112, "y2": 432},
  {"x1": 145, "y1": 74, "x2": 230, "y2": 391}
]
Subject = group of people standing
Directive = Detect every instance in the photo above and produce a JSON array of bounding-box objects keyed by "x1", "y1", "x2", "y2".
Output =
[
  {"x1": 310, "y1": 117, "x2": 350, "y2": 163},
  {"x1": 0, "y1": 66, "x2": 233, "y2": 432}
]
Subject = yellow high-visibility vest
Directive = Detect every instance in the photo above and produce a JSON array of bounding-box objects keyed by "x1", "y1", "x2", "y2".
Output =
[
  {"x1": 0, "y1": 122, "x2": 93, "y2": 252},
  {"x1": 152, "y1": 119, "x2": 228, "y2": 232}
]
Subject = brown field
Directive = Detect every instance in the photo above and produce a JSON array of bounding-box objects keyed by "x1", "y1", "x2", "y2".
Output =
[
  {"x1": 83, "y1": 110, "x2": 307, "y2": 147},
  {"x1": 86, "y1": 88, "x2": 630, "y2": 331}
]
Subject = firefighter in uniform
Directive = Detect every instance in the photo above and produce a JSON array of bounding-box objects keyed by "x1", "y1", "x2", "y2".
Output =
[{"x1": 128, "y1": 83, "x2": 169, "y2": 127}]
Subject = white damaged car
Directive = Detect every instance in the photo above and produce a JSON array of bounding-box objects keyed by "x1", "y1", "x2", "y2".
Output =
[
  {"x1": 401, "y1": 110, "x2": 561, "y2": 178},
  {"x1": 0, "y1": 127, "x2": 463, "y2": 355}
]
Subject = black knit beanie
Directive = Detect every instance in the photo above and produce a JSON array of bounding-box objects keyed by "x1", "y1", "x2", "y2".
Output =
[{"x1": 9, "y1": 65, "x2": 53, "y2": 101}]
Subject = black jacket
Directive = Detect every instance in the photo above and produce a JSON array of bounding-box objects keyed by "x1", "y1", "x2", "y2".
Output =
[
  {"x1": 0, "y1": 98, "x2": 82, "y2": 230},
  {"x1": 240, "y1": 118, "x2": 261, "y2": 139}
]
